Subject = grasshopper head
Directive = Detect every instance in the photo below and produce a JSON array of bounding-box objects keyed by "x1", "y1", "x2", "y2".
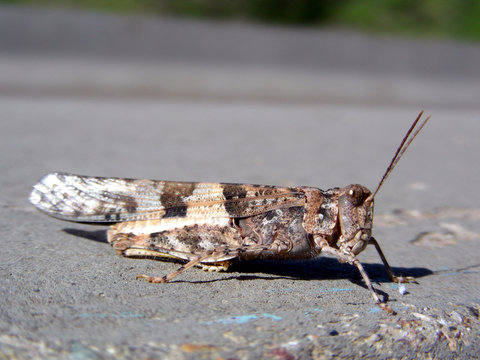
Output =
[{"x1": 338, "y1": 184, "x2": 374, "y2": 255}]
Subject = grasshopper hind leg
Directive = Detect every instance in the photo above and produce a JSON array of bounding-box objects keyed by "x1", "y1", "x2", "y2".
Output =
[
  {"x1": 108, "y1": 231, "x2": 181, "y2": 260},
  {"x1": 137, "y1": 250, "x2": 218, "y2": 283},
  {"x1": 137, "y1": 257, "x2": 234, "y2": 284},
  {"x1": 107, "y1": 224, "x2": 243, "y2": 283}
]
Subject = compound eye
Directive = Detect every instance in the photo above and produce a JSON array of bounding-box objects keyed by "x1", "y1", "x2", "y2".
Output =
[{"x1": 347, "y1": 186, "x2": 364, "y2": 206}]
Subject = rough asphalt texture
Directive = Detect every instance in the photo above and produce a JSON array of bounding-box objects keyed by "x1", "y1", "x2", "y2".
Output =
[{"x1": 1, "y1": 6, "x2": 480, "y2": 360}]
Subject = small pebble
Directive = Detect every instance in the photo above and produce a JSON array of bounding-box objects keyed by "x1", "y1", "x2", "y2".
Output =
[{"x1": 398, "y1": 284, "x2": 408, "y2": 295}]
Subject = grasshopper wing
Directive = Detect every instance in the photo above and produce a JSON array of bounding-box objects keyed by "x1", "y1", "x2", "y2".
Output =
[{"x1": 30, "y1": 173, "x2": 305, "y2": 223}]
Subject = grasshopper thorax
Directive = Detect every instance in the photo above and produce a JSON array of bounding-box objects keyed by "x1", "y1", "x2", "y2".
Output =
[{"x1": 338, "y1": 184, "x2": 374, "y2": 255}]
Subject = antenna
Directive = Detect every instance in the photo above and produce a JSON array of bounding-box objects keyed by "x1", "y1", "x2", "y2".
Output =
[{"x1": 370, "y1": 111, "x2": 431, "y2": 201}]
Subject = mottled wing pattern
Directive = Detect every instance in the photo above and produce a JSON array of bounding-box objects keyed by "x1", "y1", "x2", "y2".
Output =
[{"x1": 30, "y1": 173, "x2": 305, "y2": 223}]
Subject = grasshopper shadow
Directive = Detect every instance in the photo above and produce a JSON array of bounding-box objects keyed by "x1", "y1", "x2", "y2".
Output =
[
  {"x1": 230, "y1": 257, "x2": 433, "y2": 283},
  {"x1": 63, "y1": 228, "x2": 108, "y2": 243},
  {"x1": 226, "y1": 259, "x2": 432, "y2": 303}
]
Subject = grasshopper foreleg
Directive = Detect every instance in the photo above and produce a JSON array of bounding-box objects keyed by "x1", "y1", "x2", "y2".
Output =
[
  {"x1": 316, "y1": 237, "x2": 395, "y2": 314},
  {"x1": 369, "y1": 237, "x2": 417, "y2": 284}
]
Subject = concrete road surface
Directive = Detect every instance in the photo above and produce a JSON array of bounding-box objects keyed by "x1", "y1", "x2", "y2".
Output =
[{"x1": 1, "y1": 6, "x2": 479, "y2": 359}]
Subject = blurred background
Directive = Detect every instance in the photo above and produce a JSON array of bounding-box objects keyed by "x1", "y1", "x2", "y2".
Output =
[
  {"x1": 3, "y1": 0, "x2": 480, "y2": 39},
  {"x1": 1, "y1": 0, "x2": 479, "y2": 106}
]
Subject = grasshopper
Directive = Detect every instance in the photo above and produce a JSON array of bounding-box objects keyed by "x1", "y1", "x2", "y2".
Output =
[{"x1": 30, "y1": 111, "x2": 430, "y2": 313}]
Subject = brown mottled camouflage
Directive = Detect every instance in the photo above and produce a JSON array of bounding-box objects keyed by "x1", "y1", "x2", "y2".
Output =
[{"x1": 30, "y1": 112, "x2": 430, "y2": 313}]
